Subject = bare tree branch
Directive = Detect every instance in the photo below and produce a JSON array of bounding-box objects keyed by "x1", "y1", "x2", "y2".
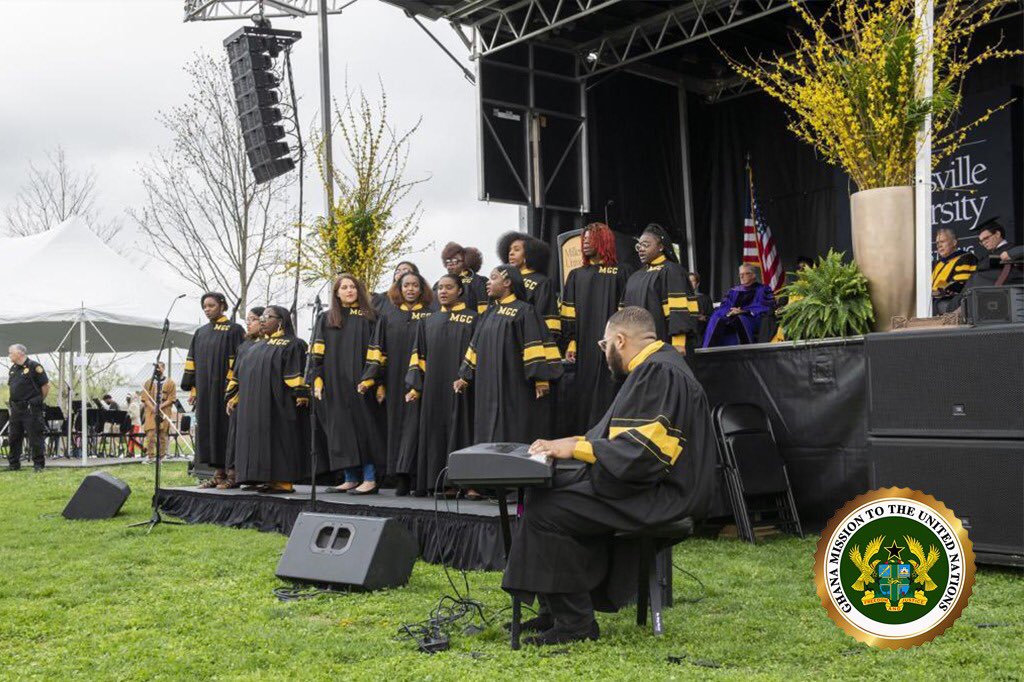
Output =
[
  {"x1": 3, "y1": 145, "x2": 123, "y2": 242},
  {"x1": 129, "y1": 53, "x2": 296, "y2": 313}
]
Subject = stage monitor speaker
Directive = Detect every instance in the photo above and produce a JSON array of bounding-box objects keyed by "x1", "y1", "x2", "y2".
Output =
[
  {"x1": 870, "y1": 437, "x2": 1023, "y2": 567},
  {"x1": 62, "y1": 471, "x2": 131, "y2": 520},
  {"x1": 276, "y1": 513, "x2": 418, "y2": 590},
  {"x1": 866, "y1": 326, "x2": 1024, "y2": 438},
  {"x1": 965, "y1": 286, "x2": 1024, "y2": 325}
]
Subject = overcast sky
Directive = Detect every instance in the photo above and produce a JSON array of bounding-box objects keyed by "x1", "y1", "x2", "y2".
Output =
[{"x1": 0, "y1": 0, "x2": 517, "y2": 290}]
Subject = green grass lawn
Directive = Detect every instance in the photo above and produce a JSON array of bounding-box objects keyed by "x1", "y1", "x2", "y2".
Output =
[{"x1": 1, "y1": 464, "x2": 1021, "y2": 681}]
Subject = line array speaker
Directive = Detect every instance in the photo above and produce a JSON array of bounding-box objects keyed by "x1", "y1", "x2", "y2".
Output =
[{"x1": 224, "y1": 26, "x2": 301, "y2": 184}]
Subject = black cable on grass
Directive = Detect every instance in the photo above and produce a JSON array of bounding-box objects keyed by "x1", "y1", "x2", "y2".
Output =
[
  {"x1": 395, "y1": 468, "x2": 498, "y2": 652},
  {"x1": 672, "y1": 563, "x2": 708, "y2": 604}
]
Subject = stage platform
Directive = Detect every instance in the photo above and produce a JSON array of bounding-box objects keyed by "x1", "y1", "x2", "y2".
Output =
[
  {"x1": 7, "y1": 456, "x2": 192, "y2": 469},
  {"x1": 157, "y1": 486, "x2": 509, "y2": 571}
]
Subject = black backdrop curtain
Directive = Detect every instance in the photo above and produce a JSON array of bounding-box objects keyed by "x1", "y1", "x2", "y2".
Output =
[
  {"x1": 688, "y1": 92, "x2": 850, "y2": 299},
  {"x1": 585, "y1": 72, "x2": 686, "y2": 251}
]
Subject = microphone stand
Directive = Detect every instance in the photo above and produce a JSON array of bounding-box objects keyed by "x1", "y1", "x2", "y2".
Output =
[
  {"x1": 307, "y1": 293, "x2": 325, "y2": 513},
  {"x1": 130, "y1": 294, "x2": 187, "y2": 533}
]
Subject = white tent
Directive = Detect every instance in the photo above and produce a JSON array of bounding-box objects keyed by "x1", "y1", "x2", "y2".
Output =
[{"x1": 0, "y1": 217, "x2": 199, "y2": 461}]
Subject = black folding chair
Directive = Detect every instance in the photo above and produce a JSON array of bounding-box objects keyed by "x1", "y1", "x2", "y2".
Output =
[
  {"x1": 44, "y1": 406, "x2": 67, "y2": 457},
  {"x1": 713, "y1": 403, "x2": 802, "y2": 544}
]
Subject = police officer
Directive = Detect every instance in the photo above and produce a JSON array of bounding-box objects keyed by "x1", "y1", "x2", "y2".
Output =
[{"x1": 6, "y1": 344, "x2": 50, "y2": 472}]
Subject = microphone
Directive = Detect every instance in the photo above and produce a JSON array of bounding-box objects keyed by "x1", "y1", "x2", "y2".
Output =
[{"x1": 163, "y1": 294, "x2": 187, "y2": 332}]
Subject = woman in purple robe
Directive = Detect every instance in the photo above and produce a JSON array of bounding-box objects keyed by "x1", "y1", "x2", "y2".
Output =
[{"x1": 702, "y1": 264, "x2": 775, "y2": 347}]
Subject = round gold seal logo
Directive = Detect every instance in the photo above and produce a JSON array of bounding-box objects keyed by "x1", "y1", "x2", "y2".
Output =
[{"x1": 813, "y1": 488, "x2": 975, "y2": 649}]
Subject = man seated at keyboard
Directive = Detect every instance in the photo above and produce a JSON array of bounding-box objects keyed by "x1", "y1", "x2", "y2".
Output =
[{"x1": 502, "y1": 306, "x2": 716, "y2": 646}]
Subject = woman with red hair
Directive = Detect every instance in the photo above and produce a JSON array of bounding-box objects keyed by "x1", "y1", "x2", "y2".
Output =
[{"x1": 560, "y1": 222, "x2": 634, "y2": 432}]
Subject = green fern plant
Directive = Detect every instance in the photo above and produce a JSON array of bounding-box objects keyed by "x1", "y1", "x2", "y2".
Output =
[{"x1": 776, "y1": 250, "x2": 874, "y2": 340}]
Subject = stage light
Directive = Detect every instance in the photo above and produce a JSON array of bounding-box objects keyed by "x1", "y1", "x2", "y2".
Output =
[
  {"x1": 586, "y1": 51, "x2": 599, "y2": 64},
  {"x1": 224, "y1": 25, "x2": 301, "y2": 184}
]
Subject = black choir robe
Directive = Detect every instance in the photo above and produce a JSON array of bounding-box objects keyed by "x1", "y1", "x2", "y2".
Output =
[
  {"x1": 405, "y1": 303, "x2": 478, "y2": 491},
  {"x1": 224, "y1": 336, "x2": 259, "y2": 471},
  {"x1": 434, "y1": 270, "x2": 489, "y2": 314},
  {"x1": 501, "y1": 342, "x2": 716, "y2": 609},
  {"x1": 361, "y1": 302, "x2": 432, "y2": 477},
  {"x1": 180, "y1": 315, "x2": 245, "y2": 468},
  {"x1": 560, "y1": 261, "x2": 634, "y2": 432},
  {"x1": 622, "y1": 254, "x2": 698, "y2": 349},
  {"x1": 226, "y1": 331, "x2": 309, "y2": 483},
  {"x1": 307, "y1": 307, "x2": 386, "y2": 473},
  {"x1": 521, "y1": 268, "x2": 560, "y2": 339},
  {"x1": 458, "y1": 295, "x2": 563, "y2": 442}
]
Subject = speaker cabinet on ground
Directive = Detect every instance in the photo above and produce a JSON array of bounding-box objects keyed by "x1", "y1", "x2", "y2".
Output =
[
  {"x1": 62, "y1": 471, "x2": 131, "y2": 520},
  {"x1": 866, "y1": 325, "x2": 1024, "y2": 438},
  {"x1": 870, "y1": 437, "x2": 1023, "y2": 567},
  {"x1": 276, "y1": 513, "x2": 418, "y2": 590}
]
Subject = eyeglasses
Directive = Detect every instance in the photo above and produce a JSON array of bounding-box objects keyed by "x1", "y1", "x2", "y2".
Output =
[
  {"x1": 597, "y1": 338, "x2": 610, "y2": 352},
  {"x1": 635, "y1": 241, "x2": 653, "y2": 251},
  {"x1": 443, "y1": 258, "x2": 463, "y2": 265},
  {"x1": 259, "y1": 314, "x2": 281, "y2": 321}
]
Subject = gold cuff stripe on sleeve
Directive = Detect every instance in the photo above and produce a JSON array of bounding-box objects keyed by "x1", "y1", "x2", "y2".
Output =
[{"x1": 609, "y1": 419, "x2": 683, "y2": 465}]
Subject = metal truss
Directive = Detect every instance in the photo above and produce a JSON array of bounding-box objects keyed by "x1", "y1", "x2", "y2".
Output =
[
  {"x1": 579, "y1": 0, "x2": 795, "y2": 79},
  {"x1": 467, "y1": 0, "x2": 626, "y2": 57},
  {"x1": 184, "y1": 0, "x2": 355, "y2": 22}
]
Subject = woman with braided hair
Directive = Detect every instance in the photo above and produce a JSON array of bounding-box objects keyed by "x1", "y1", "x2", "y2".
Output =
[{"x1": 622, "y1": 223, "x2": 698, "y2": 353}]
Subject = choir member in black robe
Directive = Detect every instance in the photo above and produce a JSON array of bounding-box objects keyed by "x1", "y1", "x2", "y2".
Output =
[
  {"x1": 561, "y1": 222, "x2": 633, "y2": 433},
  {"x1": 435, "y1": 242, "x2": 490, "y2": 314},
  {"x1": 219, "y1": 306, "x2": 264, "y2": 489},
  {"x1": 462, "y1": 247, "x2": 490, "y2": 314},
  {"x1": 498, "y1": 231, "x2": 560, "y2": 339},
  {"x1": 622, "y1": 223, "x2": 698, "y2": 353},
  {"x1": 372, "y1": 261, "x2": 420, "y2": 313},
  {"x1": 181, "y1": 292, "x2": 245, "y2": 488},
  {"x1": 225, "y1": 305, "x2": 309, "y2": 494},
  {"x1": 454, "y1": 265, "x2": 563, "y2": 445},
  {"x1": 405, "y1": 274, "x2": 479, "y2": 496},
  {"x1": 308, "y1": 274, "x2": 385, "y2": 495},
  {"x1": 360, "y1": 271, "x2": 433, "y2": 496},
  {"x1": 503, "y1": 307, "x2": 716, "y2": 645}
]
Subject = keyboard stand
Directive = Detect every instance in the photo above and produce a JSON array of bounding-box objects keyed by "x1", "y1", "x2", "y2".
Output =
[{"x1": 494, "y1": 486, "x2": 522, "y2": 650}]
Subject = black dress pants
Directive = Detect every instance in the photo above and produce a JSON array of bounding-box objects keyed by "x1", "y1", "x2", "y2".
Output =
[{"x1": 8, "y1": 401, "x2": 46, "y2": 468}]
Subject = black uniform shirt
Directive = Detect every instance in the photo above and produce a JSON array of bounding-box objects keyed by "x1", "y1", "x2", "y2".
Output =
[{"x1": 8, "y1": 357, "x2": 49, "y2": 403}]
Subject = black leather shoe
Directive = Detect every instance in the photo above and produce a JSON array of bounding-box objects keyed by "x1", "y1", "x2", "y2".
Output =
[
  {"x1": 504, "y1": 613, "x2": 554, "y2": 634},
  {"x1": 523, "y1": 621, "x2": 599, "y2": 646},
  {"x1": 394, "y1": 475, "x2": 410, "y2": 497}
]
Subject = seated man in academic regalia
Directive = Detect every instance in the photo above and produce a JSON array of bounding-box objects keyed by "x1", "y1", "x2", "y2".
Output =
[
  {"x1": 504, "y1": 307, "x2": 716, "y2": 645},
  {"x1": 967, "y1": 219, "x2": 1024, "y2": 289},
  {"x1": 931, "y1": 228, "x2": 978, "y2": 315},
  {"x1": 702, "y1": 264, "x2": 775, "y2": 348}
]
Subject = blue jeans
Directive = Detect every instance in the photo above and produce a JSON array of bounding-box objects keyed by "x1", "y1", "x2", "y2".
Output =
[{"x1": 344, "y1": 463, "x2": 376, "y2": 484}]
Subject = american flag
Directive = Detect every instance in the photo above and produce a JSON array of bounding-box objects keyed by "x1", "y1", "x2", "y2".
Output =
[{"x1": 742, "y1": 164, "x2": 783, "y2": 292}]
